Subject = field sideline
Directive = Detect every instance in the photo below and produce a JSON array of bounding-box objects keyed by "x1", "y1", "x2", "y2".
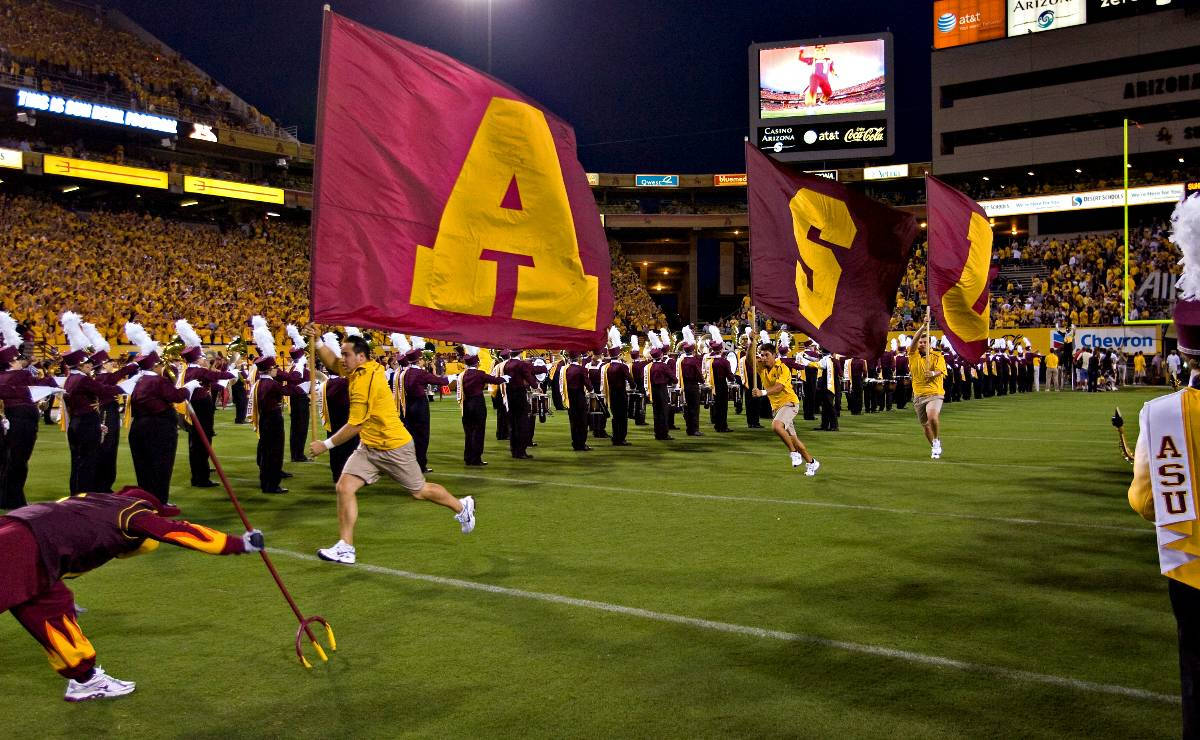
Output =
[{"x1": 0, "y1": 387, "x2": 1185, "y2": 738}]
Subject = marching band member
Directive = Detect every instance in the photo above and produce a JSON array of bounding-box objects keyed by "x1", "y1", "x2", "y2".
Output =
[
  {"x1": 396, "y1": 336, "x2": 448, "y2": 473},
  {"x1": 737, "y1": 328, "x2": 762, "y2": 429},
  {"x1": 179, "y1": 319, "x2": 233, "y2": 488},
  {"x1": 677, "y1": 326, "x2": 703, "y2": 437},
  {"x1": 456, "y1": 344, "x2": 507, "y2": 466},
  {"x1": 492, "y1": 349, "x2": 511, "y2": 442},
  {"x1": 125, "y1": 322, "x2": 195, "y2": 508},
  {"x1": 704, "y1": 326, "x2": 733, "y2": 433},
  {"x1": 602, "y1": 327, "x2": 634, "y2": 447},
  {"x1": 629, "y1": 335, "x2": 649, "y2": 427},
  {"x1": 752, "y1": 340, "x2": 818, "y2": 475},
  {"x1": 548, "y1": 352, "x2": 566, "y2": 411},
  {"x1": 82, "y1": 322, "x2": 136, "y2": 494},
  {"x1": 0, "y1": 312, "x2": 61, "y2": 509},
  {"x1": 317, "y1": 331, "x2": 357, "y2": 482},
  {"x1": 894, "y1": 335, "x2": 911, "y2": 410},
  {"x1": 249, "y1": 316, "x2": 304, "y2": 494},
  {"x1": 502, "y1": 349, "x2": 539, "y2": 459},
  {"x1": 847, "y1": 355, "x2": 866, "y2": 415},
  {"x1": 284, "y1": 325, "x2": 312, "y2": 464},
  {"x1": 648, "y1": 333, "x2": 677, "y2": 442},
  {"x1": 817, "y1": 349, "x2": 838, "y2": 432},
  {"x1": 61, "y1": 313, "x2": 121, "y2": 496},
  {"x1": 561, "y1": 352, "x2": 592, "y2": 451}
]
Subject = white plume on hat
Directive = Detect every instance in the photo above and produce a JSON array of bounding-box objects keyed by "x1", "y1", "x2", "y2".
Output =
[
  {"x1": 778, "y1": 329, "x2": 791, "y2": 349},
  {"x1": 124, "y1": 321, "x2": 158, "y2": 356},
  {"x1": 890, "y1": 338, "x2": 898, "y2": 352},
  {"x1": 463, "y1": 344, "x2": 480, "y2": 358},
  {"x1": 898, "y1": 334, "x2": 910, "y2": 349},
  {"x1": 631, "y1": 334, "x2": 640, "y2": 353},
  {"x1": 286, "y1": 324, "x2": 307, "y2": 350},
  {"x1": 82, "y1": 322, "x2": 110, "y2": 354},
  {"x1": 759, "y1": 329, "x2": 770, "y2": 344},
  {"x1": 708, "y1": 325, "x2": 722, "y2": 344},
  {"x1": 1174, "y1": 194, "x2": 1200, "y2": 300},
  {"x1": 647, "y1": 332, "x2": 661, "y2": 350},
  {"x1": 176, "y1": 319, "x2": 203, "y2": 350},
  {"x1": 61, "y1": 311, "x2": 89, "y2": 352},
  {"x1": 409, "y1": 336, "x2": 425, "y2": 352},
  {"x1": 321, "y1": 332, "x2": 343, "y2": 359},
  {"x1": 942, "y1": 335, "x2": 953, "y2": 350},
  {"x1": 681, "y1": 325, "x2": 695, "y2": 347},
  {"x1": 344, "y1": 326, "x2": 362, "y2": 338},
  {"x1": 659, "y1": 328, "x2": 670, "y2": 347},
  {"x1": 251, "y1": 315, "x2": 276, "y2": 359},
  {"x1": 607, "y1": 326, "x2": 623, "y2": 349},
  {"x1": 0, "y1": 311, "x2": 19, "y2": 350},
  {"x1": 391, "y1": 333, "x2": 411, "y2": 354},
  {"x1": 1006, "y1": 338, "x2": 1014, "y2": 350}
]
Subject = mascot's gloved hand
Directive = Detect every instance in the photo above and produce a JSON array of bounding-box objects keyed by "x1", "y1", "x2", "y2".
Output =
[{"x1": 242, "y1": 529, "x2": 265, "y2": 553}]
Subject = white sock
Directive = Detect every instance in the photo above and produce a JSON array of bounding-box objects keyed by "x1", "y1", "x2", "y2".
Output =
[{"x1": 339, "y1": 540, "x2": 354, "y2": 550}]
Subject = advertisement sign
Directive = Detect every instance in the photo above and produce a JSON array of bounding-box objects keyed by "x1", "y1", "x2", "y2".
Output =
[
  {"x1": 756, "y1": 120, "x2": 888, "y2": 156},
  {"x1": 749, "y1": 32, "x2": 895, "y2": 162},
  {"x1": 43, "y1": 155, "x2": 168, "y2": 189},
  {"x1": 16, "y1": 89, "x2": 177, "y2": 134},
  {"x1": 183, "y1": 176, "x2": 285, "y2": 204},
  {"x1": 805, "y1": 170, "x2": 839, "y2": 180},
  {"x1": 934, "y1": 0, "x2": 1007, "y2": 49},
  {"x1": 586, "y1": 172, "x2": 600, "y2": 186},
  {"x1": 1087, "y1": 0, "x2": 1176, "y2": 22},
  {"x1": 980, "y1": 183, "x2": 1184, "y2": 216},
  {"x1": 1188, "y1": 181, "x2": 1200, "y2": 193},
  {"x1": 0, "y1": 147, "x2": 22, "y2": 170},
  {"x1": 714, "y1": 173, "x2": 748, "y2": 186},
  {"x1": 863, "y1": 163, "x2": 910, "y2": 180},
  {"x1": 635, "y1": 174, "x2": 679, "y2": 187},
  {"x1": 1008, "y1": 0, "x2": 1087, "y2": 36},
  {"x1": 1075, "y1": 325, "x2": 1159, "y2": 353}
]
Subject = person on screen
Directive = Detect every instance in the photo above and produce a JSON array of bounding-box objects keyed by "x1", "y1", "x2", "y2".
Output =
[{"x1": 798, "y1": 44, "x2": 837, "y2": 106}]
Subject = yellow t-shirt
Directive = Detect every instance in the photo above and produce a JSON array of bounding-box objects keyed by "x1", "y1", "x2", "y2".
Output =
[
  {"x1": 758, "y1": 361, "x2": 799, "y2": 411},
  {"x1": 1046, "y1": 353, "x2": 1059, "y2": 370},
  {"x1": 347, "y1": 360, "x2": 413, "y2": 450},
  {"x1": 1134, "y1": 355, "x2": 1147, "y2": 372},
  {"x1": 909, "y1": 348, "x2": 947, "y2": 397}
]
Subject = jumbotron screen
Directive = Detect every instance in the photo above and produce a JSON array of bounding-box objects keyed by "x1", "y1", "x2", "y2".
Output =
[
  {"x1": 758, "y1": 39, "x2": 887, "y2": 119},
  {"x1": 748, "y1": 33, "x2": 895, "y2": 163}
]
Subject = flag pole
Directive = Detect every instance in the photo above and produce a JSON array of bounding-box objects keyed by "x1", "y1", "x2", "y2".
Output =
[
  {"x1": 749, "y1": 305, "x2": 759, "y2": 391},
  {"x1": 308, "y1": 335, "x2": 319, "y2": 446}
]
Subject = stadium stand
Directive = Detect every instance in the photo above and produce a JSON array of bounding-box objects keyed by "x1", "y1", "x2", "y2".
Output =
[{"x1": 0, "y1": 0, "x2": 283, "y2": 136}]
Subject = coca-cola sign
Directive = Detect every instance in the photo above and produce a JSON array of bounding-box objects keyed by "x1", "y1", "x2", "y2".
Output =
[
  {"x1": 844, "y1": 126, "x2": 886, "y2": 143},
  {"x1": 756, "y1": 120, "x2": 889, "y2": 154}
]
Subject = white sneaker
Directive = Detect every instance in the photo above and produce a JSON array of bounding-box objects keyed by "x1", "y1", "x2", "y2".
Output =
[
  {"x1": 317, "y1": 540, "x2": 356, "y2": 565},
  {"x1": 64, "y1": 666, "x2": 136, "y2": 702},
  {"x1": 790, "y1": 451, "x2": 803, "y2": 468},
  {"x1": 931, "y1": 450, "x2": 941, "y2": 459},
  {"x1": 805, "y1": 459, "x2": 820, "y2": 477},
  {"x1": 455, "y1": 496, "x2": 476, "y2": 534}
]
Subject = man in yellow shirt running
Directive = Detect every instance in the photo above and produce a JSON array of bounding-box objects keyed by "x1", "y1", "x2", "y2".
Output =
[
  {"x1": 909, "y1": 319, "x2": 947, "y2": 460},
  {"x1": 752, "y1": 340, "x2": 819, "y2": 476},
  {"x1": 309, "y1": 332, "x2": 475, "y2": 565}
]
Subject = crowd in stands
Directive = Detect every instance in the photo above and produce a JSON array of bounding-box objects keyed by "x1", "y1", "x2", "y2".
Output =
[
  {"x1": 0, "y1": 193, "x2": 669, "y2": 352},
  {"x1": 951, "y1": 168, "x2": 1192, "y2": 203},
  {"x1": 597, "y1": 198, "x2": 747, "y2": 216},
  {"x1": 0, "y1": 0, "x2": 283, "y2": 137}
]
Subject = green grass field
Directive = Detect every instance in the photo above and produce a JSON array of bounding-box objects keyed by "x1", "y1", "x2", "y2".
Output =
[{"x1": 0, "y1": 387, "x2": 1186, "y2": 738}]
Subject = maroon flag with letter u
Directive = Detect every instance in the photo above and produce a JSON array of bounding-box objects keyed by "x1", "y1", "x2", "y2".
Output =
[
  {"x1": 310, "y1": 11, "x2": 611, "y2": 350},
  {"x1": 926, "y1": 176, "x2": 997, "y2": 363},
  {"x1": 747, "y1": 143, "x2": 917, "y2": 361}
]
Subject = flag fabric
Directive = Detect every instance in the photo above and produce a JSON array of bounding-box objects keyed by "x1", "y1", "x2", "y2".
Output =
[
  {"x1": 311, "y1": 11, "x2": 611, "y2": 350},
  {"x1": 1050, "y1": 329, "x2": 1064, "y2": 351},
  {"x1": 746, "y1": 143, "x2": 917, "y2": 361},
  {"x1": 925, "y1": 176, "x2": 998, "y2": 363}
]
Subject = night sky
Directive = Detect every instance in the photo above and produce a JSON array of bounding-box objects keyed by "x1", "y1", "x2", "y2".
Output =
[{"x1": 108, "y1": 0, "x2": 933, "y2": 173}]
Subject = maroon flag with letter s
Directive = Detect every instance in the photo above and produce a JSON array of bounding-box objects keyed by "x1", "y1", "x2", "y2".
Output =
[
  {"x1": 747, "y1": 143, "x2": 917, "y2": 361},
  {"x1": 926, "y1": 176, "x2": 997, "y2": 363},
  {"x1": 310, "y1": 11, "x2": 611, "y2": 350}
]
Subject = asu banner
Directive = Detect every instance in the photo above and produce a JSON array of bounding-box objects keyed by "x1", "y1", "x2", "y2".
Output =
[
  {"x1": 926, "y1": 176, "x2": 997, "y2": 363},
  {"x1": 747, "y1": 143, "x2": 917, "y2": 361},
  {"x1": 310, "y1": 11, "x2": 611, "y2": 350}
]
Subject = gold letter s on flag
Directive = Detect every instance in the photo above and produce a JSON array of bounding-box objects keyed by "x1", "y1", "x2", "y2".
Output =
[
  {"x1": 788, "y1": 189, "x2": 855, "y2": 329},
  {"x1": 410, "y1": 97, "x2": 599, "y2": 331}
]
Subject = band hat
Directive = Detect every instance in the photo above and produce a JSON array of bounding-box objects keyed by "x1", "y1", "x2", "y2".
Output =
[
  {"x1": 286, "y1": 324, "x2": 307, "y2": 359},
  {"x1": 1172, "y1": 194, "x2": 1200, "y2": 355}
]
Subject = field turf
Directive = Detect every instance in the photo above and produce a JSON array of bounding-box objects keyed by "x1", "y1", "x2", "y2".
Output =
[{"x1": 0, "y1": 387, "x2": 1186, "y2": 738}]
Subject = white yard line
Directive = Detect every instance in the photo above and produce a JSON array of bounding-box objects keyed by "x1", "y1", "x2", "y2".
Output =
[{"x1": 272, "y1": 548, "x2": 1177, "y2": 705}]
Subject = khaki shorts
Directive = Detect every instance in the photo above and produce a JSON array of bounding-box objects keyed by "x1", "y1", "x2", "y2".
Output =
[
  {"x1": 342, "y1": 442, "x2": 426, "y2": 492},
  {"x1": 772, "y1": 403, "x2": 798, "y2": 436},
  {"x1": 914, "y1": 395, "x2": 944, "y2": 426}
]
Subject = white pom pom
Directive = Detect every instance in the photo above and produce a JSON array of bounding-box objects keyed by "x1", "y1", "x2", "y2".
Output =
[{"x1": 1174, "y1": 194, "x2": 1200, "y2": 300}]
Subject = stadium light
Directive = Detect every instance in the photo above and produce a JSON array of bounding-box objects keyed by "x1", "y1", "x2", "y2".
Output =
[
  {"x1": 180, "y1": 199, "x2": 199, "y2": 207},
  {"x1": 982, "y1": 176, "x2": 990, "y2": 181},
  {"x1": 1026, "y1": 171, "x2": 1034, "y2": 176},
  {"x1": 266, "y1": 211, "x2": 281, "y2": 217},
  {"x1": 1180, "y1": 158, "x2": 1186, "y2": 163},
  {"x1": 1075, "y1": 168, "x2": 1082, "y2": 174},
  {"x1": 61, "y1": 185, "x2": 79, "y2": 193},
  {"x1": 919, "y1": 221, "x2": 927, "y2": 229}
]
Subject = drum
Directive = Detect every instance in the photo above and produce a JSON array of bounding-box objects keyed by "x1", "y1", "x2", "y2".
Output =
[
  {"x1": 700, "y1": 385, "x2": 713, "y2": 409},
  {"x1": 628, "y1": 391, "x2": 645, "y2": 420},
  {"x1": 529, "y1": 390, "x2": 549, "y2": 423},
  {"x1": 587, "y1": 392, "x2": 609, "y2": 419},
  {"x1": 728, "y1": 381, "x2": 742, "y2": 410},
  {"x1": 668, "y1": 387, "x2": 684, "y2": 411}
]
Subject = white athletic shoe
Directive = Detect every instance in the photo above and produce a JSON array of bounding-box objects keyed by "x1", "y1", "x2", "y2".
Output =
[
  {"x1": 931, "y1": 450, "x2": 941, "y2": 459},
  {"x1": 805, "y1": 459, "x2": 821, "y2": 477},
  {"x1": 455, "y1": 496, "x2": 476, "y2": 534},
  {"x1": 317, "y1": 540, "x2": 356, "y2": 565},
  {"x1": 64, "y1": 666, "x2": 136, "y2": 702},
  {"x1": 790, "y1": 451, "x2": 803, "y2": 468}
]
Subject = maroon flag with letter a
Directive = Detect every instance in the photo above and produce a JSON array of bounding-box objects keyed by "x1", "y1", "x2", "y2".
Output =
[
  {"x1": 926, "y1": 176, "x2": 997, "y2": 363},
  {"x1": 310, "y1": 11, "x2": 611, "y2": 350},
  {"x1": 746, "y1": 143, "x2": 917, "y2": 361}
]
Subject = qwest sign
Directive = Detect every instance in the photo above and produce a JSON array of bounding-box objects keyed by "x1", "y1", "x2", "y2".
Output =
[
  {"x1": 16, "y1": 89, "x2": 177, "y2": 134},
  {"x1": 635, "y1": 174, "x2": 679, "y2": 187}
]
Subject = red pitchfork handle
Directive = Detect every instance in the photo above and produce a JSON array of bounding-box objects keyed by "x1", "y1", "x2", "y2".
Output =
[{"x1": 184, "y1": 402, "x2": 331, "y2": 663}]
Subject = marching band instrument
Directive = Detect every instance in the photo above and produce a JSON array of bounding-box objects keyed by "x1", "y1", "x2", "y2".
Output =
[{"x1": 529, "y1": 389, "x2": 550, "y2": 423}]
